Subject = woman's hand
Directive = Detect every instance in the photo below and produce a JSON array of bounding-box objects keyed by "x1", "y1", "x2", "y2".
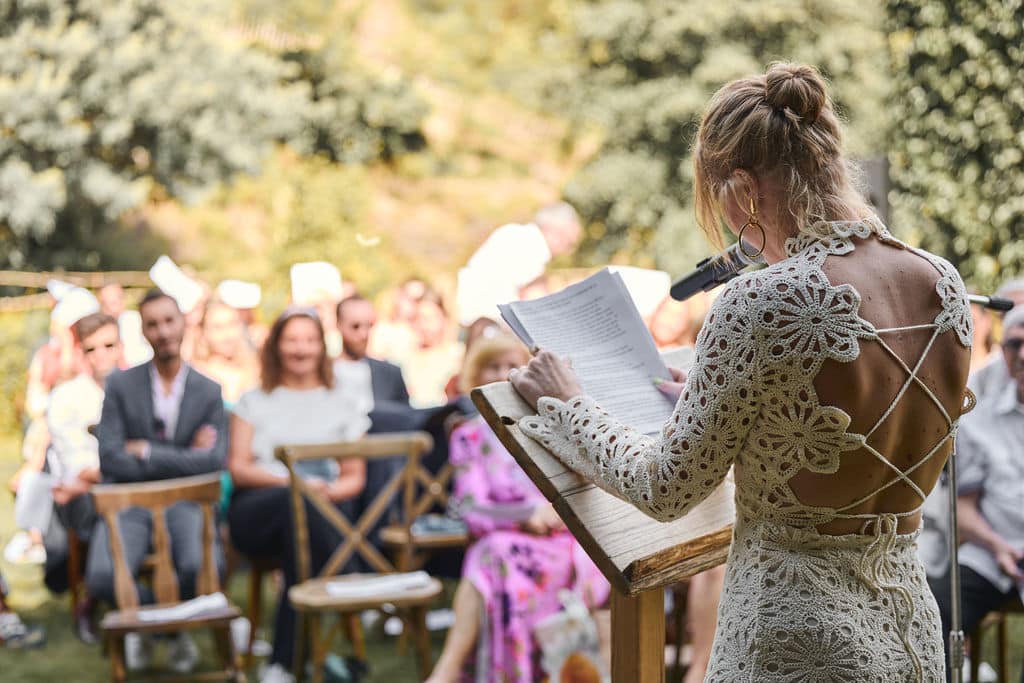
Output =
[
  {"x1": 509, "y1": 349, "x2": 583, "y2": 409},
  {"x1": 653, "y1": 366, "x2": 688, "y2": 401},
  {"x1": 521, "y1": 503, "x2": 566, "y2": 536}
]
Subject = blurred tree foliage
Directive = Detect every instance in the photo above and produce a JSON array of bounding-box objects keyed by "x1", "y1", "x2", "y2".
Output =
[
  {"x1": 184, "y1": 147, "x2": 401, "y2": 299},
  {"x1": 888, "y1": 0, "x2": 1024, "y2": 292},
  {"x1": 0, "y1": 0, "x2": 310, "y2": 271},
  {"x1": 551, "y1": 1, "x2": 890, "y2": 273},
  {"x1": 0, "y1": 0, "x2": 427, "y2": 273}
]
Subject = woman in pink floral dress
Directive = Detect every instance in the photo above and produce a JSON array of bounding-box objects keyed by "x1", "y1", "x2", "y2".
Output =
[{"x1": 426, "y1": 335, "x2": 610, "y2": 683}]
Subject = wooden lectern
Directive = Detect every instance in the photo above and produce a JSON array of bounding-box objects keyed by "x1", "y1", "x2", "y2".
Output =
[{"x1": 472, "y1": 382, "x2": 735, "y2": 682}]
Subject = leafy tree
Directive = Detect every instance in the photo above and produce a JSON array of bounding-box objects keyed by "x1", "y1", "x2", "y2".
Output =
[
  {"x1": 553, "y1": 1, "x2": 890, "y2": 273},
  {"x1": 888, "y1": 0, "x2": 1024, "y2": 291},
  {"x1": 184, "y1": 148, "x2": 399, "y2": 299},
  {"x1": 0, "y1": 0, "x2": 314, "y2": 271}
]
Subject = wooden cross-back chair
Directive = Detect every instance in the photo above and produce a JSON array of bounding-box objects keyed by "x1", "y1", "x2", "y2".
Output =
[
  {"x1": 93, "y1": 473, "x2": 245, "y2": 683},
  {"x1": 277, "y1": 432, "x2": 445, "y2": 683},
  {"x1": 378, "y1": 453, "x2": 468, "y2": 572}
]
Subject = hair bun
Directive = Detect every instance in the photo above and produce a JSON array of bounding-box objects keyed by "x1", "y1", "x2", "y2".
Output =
[{"x1": 764, "y1": 62, "x2": 826, "y2": 124}]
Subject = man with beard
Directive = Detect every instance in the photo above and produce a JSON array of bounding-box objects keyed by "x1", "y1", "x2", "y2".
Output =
[{"x1": 88, "y1": 289, "x2": 226, "y2": 674}]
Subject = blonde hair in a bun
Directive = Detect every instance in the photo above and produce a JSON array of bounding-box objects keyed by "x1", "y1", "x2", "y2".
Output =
[{"x1": 693, "y1": 62, "x2": 870, "y2": 249}]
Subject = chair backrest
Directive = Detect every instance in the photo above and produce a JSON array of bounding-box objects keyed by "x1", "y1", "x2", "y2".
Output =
[
  {"x1": 90, "y1": 473, "x2": 222, "y2": 609},
  {"x1": 276, "y1": 432, "x2": 433, "y2": 583}
]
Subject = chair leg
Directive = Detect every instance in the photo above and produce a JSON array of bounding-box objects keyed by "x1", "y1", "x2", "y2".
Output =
[
  {"x1": 996, "y1": 612, "x2": 1008, "y2": 683},
  {"x1": 971, "y1": 624, "x2": 982, "y2": 683},
  {"x1": 247, "y1": 566, "x2": 263, "y2": 669},
  {"x1": 309, "y1": 614, "x2": 324, "y2": 683},
  {"x1": 293, "y1": 613, "x2": 308, "y2": 683},
  {"x1": 410, "y1": 605, "x2": 433, "y2": 679},
  {"x1": 109, "y1": 634, "x2": 127, "y2": 683},
  {"x1": 68, "y1": 530, "x2": 83, "y2": 615},
  {"x1": 347, "y1": 613, "x2": 367, "y2": 661},
  {"x1": 673, "y1": 591, "x2": 686, "y2": 680},
  {"x1": 214, "y1": 623, "x2": 245, "y2": 683}
]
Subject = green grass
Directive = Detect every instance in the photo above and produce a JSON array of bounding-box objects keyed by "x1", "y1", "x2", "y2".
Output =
[{"x1": 2, "y1": 433, "x2": 1022, "y2": 681}]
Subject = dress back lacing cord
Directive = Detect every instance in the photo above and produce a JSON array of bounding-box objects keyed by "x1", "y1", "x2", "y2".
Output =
[{"x1": 827, "y1": 314, "x2": 963, "y2": 683}]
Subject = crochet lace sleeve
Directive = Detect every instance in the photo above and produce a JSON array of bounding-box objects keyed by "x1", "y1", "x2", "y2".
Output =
[{"x1": 519, "y1": 280, "x2": 762, "y2": 522}]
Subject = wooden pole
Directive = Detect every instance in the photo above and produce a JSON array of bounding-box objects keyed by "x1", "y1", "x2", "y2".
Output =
[{"x1": 611, "y1": 588, "x2": 665, "y2": 683}]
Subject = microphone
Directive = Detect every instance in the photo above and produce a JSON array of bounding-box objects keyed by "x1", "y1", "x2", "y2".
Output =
[
  {"x1": 966, "y1": 294, "x2": 1014, "y2": 312},
  {"x1": 670, "y1": 241, "x2": 766, "y2": 302}
]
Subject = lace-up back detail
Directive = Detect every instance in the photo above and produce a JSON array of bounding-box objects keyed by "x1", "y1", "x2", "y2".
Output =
[{"x1": 519, "y1": 217, "x2": 970, "y2": 681}]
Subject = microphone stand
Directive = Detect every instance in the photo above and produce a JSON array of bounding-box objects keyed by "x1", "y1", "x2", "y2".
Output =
[
  {"x1": 946, "y1": 448, "x2": 965, "y2": 683},
  {"x1": 936, "y1": 294, "x2": 1009, "y2": 683}
]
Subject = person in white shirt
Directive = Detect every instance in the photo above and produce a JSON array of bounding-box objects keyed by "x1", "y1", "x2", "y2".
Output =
[
  {"x1": 457, "y1": 202, "x2": 583, "y2": 326},
  {"x1": 98, "y1": 282, "x2": 152, "y2": 367},
  {"x1": 227, "y1": 307, "x2": 371, "y2": 683},
  {"x1": 929, "y1": 305, "x2": 1024, "y2": 683}
]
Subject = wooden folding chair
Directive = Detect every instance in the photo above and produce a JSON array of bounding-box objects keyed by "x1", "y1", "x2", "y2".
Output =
[
  {"x1": 277, "y1": 433, "x2": 444, "y2": 683},
  {"x1": 970, "y1": 596, "x2": 1024, "y2": 683},
  {"x1": 378, "y1": 453, "x2": 468, "y2": 572},
  {"x1": 92, "y1": 473, "x2": 245, "y2": 683}
]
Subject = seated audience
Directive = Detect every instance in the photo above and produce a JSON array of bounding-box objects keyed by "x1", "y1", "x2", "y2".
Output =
[
  {"x1": 929, "y1": 305, "x2": 1024, "y2": 682},
  {"x1": 88, "y1": 289, "x2": 227, "y2": 674},
  {"x1": 426, "y1": 335, "x2": 610, "y2": 683},
  {"x1": 192, "y1": 298, "x2": 260, "y2": 406},
  {"x1": 37, "y1": 313, "x2": 122, "y2": 642},
  {"x1": 227, "y1": 307, "x2": 371, "y2": 683},
  {"x1": 6, "y1": 289, "x2": 99, "y2": 563},
  {"x1": 9, "y1": 288, "x2": 94, "y2": 496}
]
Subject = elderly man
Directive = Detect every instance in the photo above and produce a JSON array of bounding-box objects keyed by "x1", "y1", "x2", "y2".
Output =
[{"x1": 929, "y1": 304, "x2": 1024, "y2": 682}]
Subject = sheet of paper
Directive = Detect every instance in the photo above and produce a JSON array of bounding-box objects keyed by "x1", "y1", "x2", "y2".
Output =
[
  {"x1": 135, "y1": 592, "x2": 229, "y2": 622},
  {"x1": 503, "y1": 269, "x2": 673, "y2": 435},
  {"x1": 325, "y1": 571, "x2": 433, "y2": 598}
]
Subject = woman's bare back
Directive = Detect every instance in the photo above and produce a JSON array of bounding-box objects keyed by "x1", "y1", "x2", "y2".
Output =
[{"x1": 788, "y1": 236, "x2": 971, "y2": 534}]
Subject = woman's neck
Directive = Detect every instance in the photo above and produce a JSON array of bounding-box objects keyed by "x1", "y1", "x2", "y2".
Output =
[{"x1": 279, "y1": 372, "x2": 322, "y2": 390}]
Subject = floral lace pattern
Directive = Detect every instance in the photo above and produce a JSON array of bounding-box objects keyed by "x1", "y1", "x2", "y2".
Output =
[{"x1": 519, "y1": 218, "x2": 970, "y2": 681}]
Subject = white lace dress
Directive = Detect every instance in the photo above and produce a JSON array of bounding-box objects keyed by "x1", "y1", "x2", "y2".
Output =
[{"x1": 520, "y1": 218, "x2": 972, "y2": 682}]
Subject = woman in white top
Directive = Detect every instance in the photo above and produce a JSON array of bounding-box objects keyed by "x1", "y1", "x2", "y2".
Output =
[{"x1": 227, "y1": 307, "x2": 371, "y2": 683}]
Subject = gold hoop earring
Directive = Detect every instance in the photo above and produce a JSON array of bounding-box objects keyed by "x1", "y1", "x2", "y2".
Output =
[{"x1": 738, "y1": 196, "x2": 766, "y2": 260}]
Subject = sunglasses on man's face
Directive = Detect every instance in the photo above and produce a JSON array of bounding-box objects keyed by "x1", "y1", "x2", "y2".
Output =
[
  {"x1": 83, "y1": 342, "x2": 118, "y2": 355},
  {"x1": 1002, "y1": 337, "x2": 1024, "y2": 354}
]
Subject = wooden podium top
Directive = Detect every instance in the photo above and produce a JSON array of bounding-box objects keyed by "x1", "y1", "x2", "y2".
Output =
[{"x1": 472, "y1": 381, "x2": 735, "y2": 596}]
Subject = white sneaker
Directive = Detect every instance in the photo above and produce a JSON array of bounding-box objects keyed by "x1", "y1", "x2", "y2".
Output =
[
  {"x1": 124, "y1": 632, "x2": 152, "y2": 671},
  {"x1": 4, "y1": 532, "x2": 31, "y2": 563},
  {"x1": 260, "y1": 663, "x2": 295, "y2": 683},
  {"x1": 167, "y1": 632, "x2": 200, "y2": 674},
  {"x1": 230, "y1": 616, "x2": 250, "y2": 655}
]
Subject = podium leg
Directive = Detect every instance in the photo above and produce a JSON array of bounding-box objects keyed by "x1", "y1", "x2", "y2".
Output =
[{"x1": 611, "y1": 587, "x2": 665, "y2": 683}]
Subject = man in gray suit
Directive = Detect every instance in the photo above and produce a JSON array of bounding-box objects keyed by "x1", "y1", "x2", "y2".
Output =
[{"x1": 87, "y1": 289, "x2": 226, "y2": 672}]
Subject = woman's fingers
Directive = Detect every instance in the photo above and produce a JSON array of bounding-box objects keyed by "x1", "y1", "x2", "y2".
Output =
[{"x1": 654, "y1": 380, "x2": 685, "y2": 401}]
